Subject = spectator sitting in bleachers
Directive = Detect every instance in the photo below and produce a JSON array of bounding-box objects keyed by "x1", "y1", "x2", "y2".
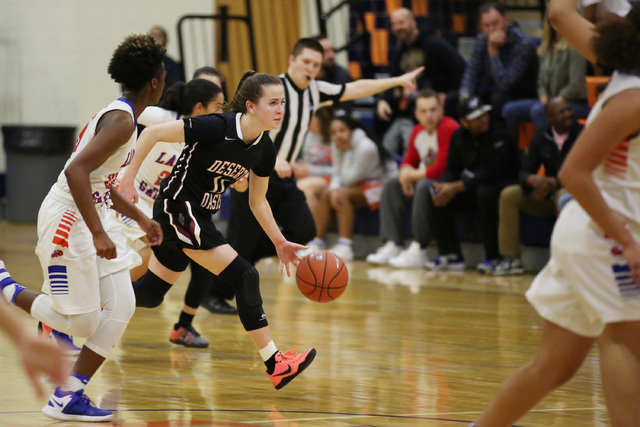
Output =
[
  {"x1": 494, "y1": 97, "x2": 583, "y2": 275},
  {"x1": 425, "y1": 97, "x2": 519, "y2": 273},
  {"x1": 502, "y1": 10, "x2": 589, "y2": 141},
  {"x1": 303, "y1": 114, "x2": 398, "y2": 261},
  {"x1": 377, "y1": 7, "x2": 466, "y2": 156},
  {"x1": 366, "y1": 89, "x2": 459, "y2": 268},
  {"x1": 293, "y1": 106, "x2": 334, "y2": 233},
  {"x1": 459, "y1": 3, "x2": 539, "y2": 122}
]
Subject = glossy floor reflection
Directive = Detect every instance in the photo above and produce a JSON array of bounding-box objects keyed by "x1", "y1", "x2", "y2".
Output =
[{"x1": 0, "y1": 222, "x2": 609, "y2": 426}]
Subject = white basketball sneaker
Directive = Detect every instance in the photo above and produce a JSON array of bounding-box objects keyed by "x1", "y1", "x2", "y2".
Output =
[
  {"x1": 42, "y1": 387, "x2": 113, "y2": 422},
  {"x1": 389, "y1": 241, "x2": 428, "y2": 269},
  {"x1": 329, "y1": 243, "x2": 354, "y2": 262},
  {"x1": 365, "y1": 241, "x2": 402, "y2": 265}
]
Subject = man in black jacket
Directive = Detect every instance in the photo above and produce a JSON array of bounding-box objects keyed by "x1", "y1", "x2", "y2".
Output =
[
  {"x1": 425, "y1": 97, "x2": 519, "y2": 272},
  {"x1": 377, "y1": 8, "x2": 466, "y2": 155},
  {"x1": 493, "y1": 97, "x2": 583, "y2": 275}
]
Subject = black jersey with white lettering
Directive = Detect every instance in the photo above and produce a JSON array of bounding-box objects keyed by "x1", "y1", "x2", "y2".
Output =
[
  {"x1": 270, "y1": 74, "x2": 345, "y2": 163},
  {"x1": 162, "y1": 113, "x2": 277, "y2": 213}
]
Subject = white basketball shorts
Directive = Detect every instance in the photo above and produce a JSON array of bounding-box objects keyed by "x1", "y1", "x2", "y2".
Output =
[
  {"x1": 526, "y1": 200, "x2": 640, "y2": 337},
  {"x1": 35, "y1": 195, "x2": 141, "y2": 315}
]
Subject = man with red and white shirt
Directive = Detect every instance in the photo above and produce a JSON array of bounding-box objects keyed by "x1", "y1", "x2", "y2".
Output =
[{"x1": 367, "y1": 89, "x2": 459, "y2": 268}]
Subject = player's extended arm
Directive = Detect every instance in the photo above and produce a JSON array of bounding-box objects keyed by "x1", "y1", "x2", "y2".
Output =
[
  {"x1": 248, "y1": 172, "x2": 305, "y2": 276},
  {"x1": 340, "y1": 67, "x2": 424, "y2": 102}
]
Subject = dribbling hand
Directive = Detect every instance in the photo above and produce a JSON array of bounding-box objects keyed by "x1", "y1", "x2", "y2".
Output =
[{"x1": 276, "y1": 240, "x2": 306, "y2": 277}]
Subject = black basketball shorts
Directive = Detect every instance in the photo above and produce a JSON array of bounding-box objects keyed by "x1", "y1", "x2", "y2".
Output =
[{"x1": 151, "y1": 195, "x2": 227, "y2": 271}]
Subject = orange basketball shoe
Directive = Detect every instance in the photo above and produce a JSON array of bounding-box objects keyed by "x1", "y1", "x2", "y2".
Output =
[
  {"x1": 169, "y1": 324, "x2": 209, "y2": 348},
  {"x1": 267, "y1": 347, "x2": 317, "y2": 390}
]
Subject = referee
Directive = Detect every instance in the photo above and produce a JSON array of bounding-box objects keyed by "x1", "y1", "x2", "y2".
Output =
[{"x1": 212, "y1": 38, "x2": 423, "y2": 275}]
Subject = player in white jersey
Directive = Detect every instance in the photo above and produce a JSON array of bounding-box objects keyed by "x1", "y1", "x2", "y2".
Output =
[
  {"x1": 119, "y1": 78, "x2": 227, "y2": 348},
  {"x1": 0, "y1": 34, "x2": 165, "y2": 422},
  {"x1": 472, "y1": 2, "x2": 640, "y2": 426}
]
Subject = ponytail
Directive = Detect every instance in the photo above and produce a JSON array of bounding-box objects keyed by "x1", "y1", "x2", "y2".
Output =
[{"x1": 159, "y1": 79, "x2": 223, "y2": 115}]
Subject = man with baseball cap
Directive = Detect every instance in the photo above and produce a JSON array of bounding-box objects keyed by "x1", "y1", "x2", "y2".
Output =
[{"x1": 425, "y1": 96, "x2": 519, "y2": 273}]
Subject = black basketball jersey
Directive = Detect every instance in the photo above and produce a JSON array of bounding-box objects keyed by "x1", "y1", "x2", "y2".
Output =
[
  {"x1": 162, "y1": 113, "x2": 277, "y2": 213},
  {"x1": 270, "y1": 74, "x2": 345, "y2": 163}
]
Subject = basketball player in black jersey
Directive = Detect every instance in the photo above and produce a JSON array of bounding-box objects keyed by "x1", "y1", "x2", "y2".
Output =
[
  {"x1": 222, "y1": 38, "x2": 423, "y2": 270},
  {"x1": 119, "y1": 71, "x2": 315, "y2": 390}
]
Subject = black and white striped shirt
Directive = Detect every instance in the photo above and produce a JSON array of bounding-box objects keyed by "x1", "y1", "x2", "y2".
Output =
[{"x1": 270, "y1": 74, "x2": 345, "y2": 163}]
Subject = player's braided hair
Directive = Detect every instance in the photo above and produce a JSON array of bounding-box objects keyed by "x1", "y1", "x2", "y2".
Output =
[
  {"x1": 223, "y1": 71, "x2": 282, "y2": 114},
  {"x1": 108, "y1": 34, "x2": 166, "y2": 93}
]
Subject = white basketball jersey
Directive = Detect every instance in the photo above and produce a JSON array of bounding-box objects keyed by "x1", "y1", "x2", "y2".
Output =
[
  {"x1": 134, "y1": 106, "x2": 184, "y2": 208},
  {"x1": 51, "y1": 98, "x2": 137, "y2": 206},
  {"x1": 589, "y1": 72, "x2": 640, "y2": 227}
]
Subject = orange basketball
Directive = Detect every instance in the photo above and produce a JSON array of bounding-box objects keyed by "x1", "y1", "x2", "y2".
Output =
[{"x1": 296, "y1": 250, "x2": 349, "y2": 303}]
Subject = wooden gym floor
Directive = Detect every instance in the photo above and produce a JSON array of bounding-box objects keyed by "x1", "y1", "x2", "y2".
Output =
[{"x1": 0, "y1": 222, "x2": 609, "y2": 426}]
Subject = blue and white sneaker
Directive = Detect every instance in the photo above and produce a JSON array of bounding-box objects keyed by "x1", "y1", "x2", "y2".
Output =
[
  {"x1": 425, "y1": 253, "x2": 465, "y2": 271},
  {"x1": 476, "y1": 259, "x2": 499, "y2": 274},
  {"x1": 42, "y1": 387, "x2": 113, "y2": 422},
  {"x1": 0, "y1": 260, "x2": 14, "y2": 287},
  {"x1": 52, "y1": 330, "x2": 82, "y2": 356},
  {"x1": 0, "y1": 260, "x2": 24, "y2": 303}
]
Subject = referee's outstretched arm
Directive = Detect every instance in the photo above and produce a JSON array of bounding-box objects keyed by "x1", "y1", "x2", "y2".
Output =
[{"x1": 339, "y1": 66, "x2": 424, "y2": 102}]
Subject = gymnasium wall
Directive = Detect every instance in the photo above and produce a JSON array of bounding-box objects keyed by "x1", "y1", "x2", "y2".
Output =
[{"x1": 0, "y1": 0, "x2": 214, "y2": 171}]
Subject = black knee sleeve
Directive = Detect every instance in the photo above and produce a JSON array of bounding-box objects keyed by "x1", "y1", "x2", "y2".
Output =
[
  {"x1": 218, "y1": 257, "x2": 262, "y2": 306},
  {"x1": 218, "y1": 256, "x2": 267, "y2": 331},
  {"x1": 133, "y1": 270, "x2": 173, "y2": 308}
]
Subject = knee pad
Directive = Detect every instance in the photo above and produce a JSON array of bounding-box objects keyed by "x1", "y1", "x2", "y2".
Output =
[
  {"x1": 100, "y1": 271, "x2": 136, "y2": 322},
  {"x1": 218, "y1": 257, "x2": 262, "y2": 307},
  {"x1": 30, "y1": 295, "x2": 100, "y2": 338},
  {"x1": 241, "y1": 266, "x2": 262, "y2": 306},
  {"x1": 84, "y1": 270, "x2": 137, "y2": 358},
  {"x1": 68, "y1": 310, "x2": 102, "y2": 338},
  {"x1": 132, "y1": 270, "x2": 173, "y2": 308}
]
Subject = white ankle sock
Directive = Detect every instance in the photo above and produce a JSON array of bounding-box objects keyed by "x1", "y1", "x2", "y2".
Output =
[
  {"x1": 61, "y1": 371, "x2": 89, "y2": 393},
  {"x1": 259, "y1": 340, "x2": 278, "y2": 361},
  {"x1": 337, "y1": 237, "x2": 352, "y2": 246}
]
